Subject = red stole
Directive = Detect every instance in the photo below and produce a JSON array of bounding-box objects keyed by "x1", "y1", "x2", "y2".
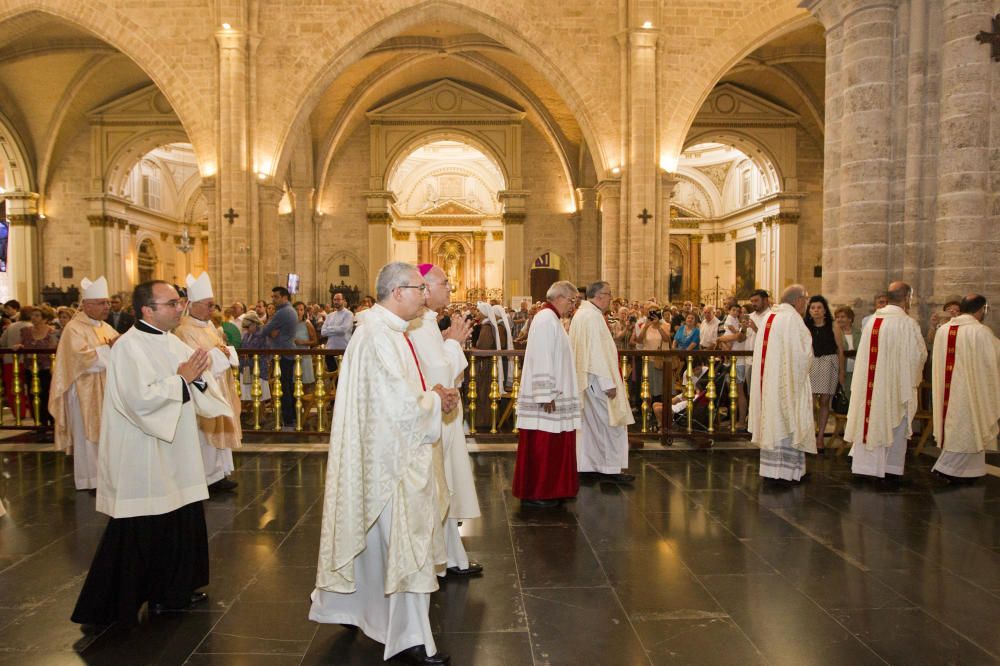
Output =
[
  {"x1": 758, "y1": 313, "x2": 777, "y2": 398},
  {"x1": 403, "y1": 333, "x2": 427, "y2": 390},
  {"x1": 862, "y1": 317, "x2": 885, "y2": 442},
  {"x1": 940, "y1": 325, "x2": 959, "y2": 447}
]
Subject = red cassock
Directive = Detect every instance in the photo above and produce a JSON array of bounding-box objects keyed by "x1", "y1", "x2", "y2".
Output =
[{"x1": 511, "y1": 429, "x2": 579, "y2": 500}]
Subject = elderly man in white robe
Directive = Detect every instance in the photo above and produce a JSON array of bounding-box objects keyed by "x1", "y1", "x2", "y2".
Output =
[
  {"x1": 175, "y1": 272, "x2": 242, "y2": 492},
  {"x1": 931, "y1": 294, "x2": 1000, "y2": 482},
  {"x1": 570, "y1": 281, "x2": 635, "y2": 483},
  {"x1": 71, "y1": 280, "x2": 233, "y2": 630},
  {"x1": 749, "y1": 284, "x2": 816, "y2": 483},
  {"x1": 513, "y1": 280, "x2": 582, "y2": 507},
  {"x1": 310, "y1": 261, "x2": 460, "y2": 666},
  {"x1": 408, "y1": 263, "x2": 483, "y2": 577},
  {"x1": 49, "y1": 276, "x2": 118, "y2": 491},
  {"x1": 845, "y1": 281, "x2": 927, "y2": 481}
]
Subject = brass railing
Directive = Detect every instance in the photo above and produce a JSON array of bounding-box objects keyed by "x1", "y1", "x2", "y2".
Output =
[{"x1": 0, "y1": 349, "x2": 57, "y2": 430}]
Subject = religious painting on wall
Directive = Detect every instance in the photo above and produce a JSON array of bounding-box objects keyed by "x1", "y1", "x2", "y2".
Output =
[{"x1": 735, "y1": 238, "x2": 755, "y2": 299}]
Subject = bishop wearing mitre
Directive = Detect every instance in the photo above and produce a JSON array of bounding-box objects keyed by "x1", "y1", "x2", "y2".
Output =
[
  {"x1": 931, "y1": 294, "x2": 1000, "y2": 482},
  {"x1": 310, "y1": 262, "x2": 459, "y2": 666},
  {"x1": 569, "y1": 281, "x2": 635, "y2": 483},
  {"x1": 748, "y1": 284, "x2": 816, "y2": 482},
  {"x1": 174, "y1": 272, "x2": 241, "y2": 491},
  {"x1": 49, "y1": 276, "x2": 119, "y2": 490},
  {"x1": 845, "y1": 282, "x2": 927, "y2": 480}
]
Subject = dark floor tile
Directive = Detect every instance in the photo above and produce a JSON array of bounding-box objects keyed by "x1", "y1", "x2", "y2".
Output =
[
  {"x1": 227, "y1": 492, "x2": 319, "y2": 532},
  {"x1": 597, "y1": 548, "x2": 723, "y2": 618},
  {"x1": 300, "y1": 623, "x2": 386, "y2": 665},
  {"x1": 437, "y1": 631, "x2": 533, "y2": 666},
  {"x1": 522, "y1": 587, "x2": 648, "y2": 665},
  {"x1": 575, "y1": 491, "x2": 665, "y2": 551},
  {"x1": 80, "y1": 610, "x2": 223, "y2": 665},
  {"x1": 0, "y1": 651, "x2": 92, "y2": 665},
  {"x1": 646, "y1": 510, "x2": 774, "y2": 575},
  {"x1": 185, "y1": 654, "x2": 304, "y2": 665},
  {"x1": 431, "y1": 552, "x2": 524, "y2": 633},
  {"x1": 634, "y1": 616, "x2": 766, "y2": 665},
  {"x1": 0, "y1": 527, "x2": 102, "y2": 609},
  {"x1": 700, "y1": 573, "x2": 885, "y2": 664},
  {"x1": 195, "y1": 600, "x2": 314, "y2": 655},
  {"x1": 207, "y1": 531, "x2": 285, "y2": 573},
  {"x1": 511, "y1": 524, "x2": 606, "y2": 588},
  {"x1": 239, "y1": 565, "x2": 316, "y2": 603},
  {"x1": 833, "y1": 607, "x2": 998, "y2": 664},
  {"x1": 273, "y1": 527, "x2": 321, "y2": 566},
  {"x1": 448, "y1": 502, "x2": 512, "y2": 554},
  {"x1": 0, "y1": 587, "x2": 96, "y2": 652}
]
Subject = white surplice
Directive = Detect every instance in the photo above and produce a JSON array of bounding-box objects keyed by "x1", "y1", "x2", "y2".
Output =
[
  {"x1": 570, "y1": 301, "x2": 634, "y2": 474},
  {"x1": 516, "y1": 306, "x2": 581, "y2": 434},
  {"x1": 97, "y1": 326, "x2": 233, "y2": 519},
  {"x1": 311, "y1": 304, "x2": 445, "y2": 660},
  {"x1": 748, "y1": 303, "x2": 815, "y2": 480},
  {"x1": 931, "y1": 314, "x2": 1000, "y2": 477},
  {"x1": 845, "y1": 305, "x2": 927, "y2": 477}
]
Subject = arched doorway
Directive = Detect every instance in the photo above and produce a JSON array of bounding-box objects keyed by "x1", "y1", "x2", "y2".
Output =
[
  {"x1": 530, "y1": 252, "x2": 563, "y2": 303},
  {"x1": 137, "y1": 238, "x2": 158, "y2": 283}
]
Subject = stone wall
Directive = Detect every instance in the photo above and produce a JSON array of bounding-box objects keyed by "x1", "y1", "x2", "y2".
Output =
[{"x1": 40, "y1": 128, "x2": 92, "y2": 285}]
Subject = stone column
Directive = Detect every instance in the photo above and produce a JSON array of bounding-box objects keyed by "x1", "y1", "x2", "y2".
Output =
[
  {"x1": 257, "y1": 184, "x2": 284, "y2": 292},
  {"x1": 364, "y1": 191, "x2": 395, "y2": 295},
  {"x1": 655, "y1": 174, "x2": 678, "y2": 302},
  {"x1": 689, "y1": 235, "x2": 702, "y2": 301},
  {"x1": 215, "y1": 26, "x2": 254, "y2": 304},
  {"x1": 618, "y1": 26, "x2": 660, "y2": 300},
  {"x1": 86, "y1": 213, "x2": 125, "y2": 292},
  {"x1": 932, "y1": 0, "x2": 994, "y2": 306},
  {"x1": 595, "y1": 180, "x2": 621, "y2": 288},
  {"x1": 290, "y1": 186, "x2": 315, "y2": 297},
  {"x1": 499, "y1": 190, "x2": 528, "y2": 301},
  {"x1": 126, "y1": 223, "x2": 139, "y2": 288},
  {"x1": 575, "y1": 187, "x2": 600, "y2": 285},
  {"x1": 472, "y1": 231, "x2": 487, "y2": 292},
  {"x1": 4, "y1": 192, "x2": 39, "y2": 302},
  {"x1": 804, "y1": 0, "x2": 899, "y2": 305},
  {"x1": 416, "y1": 231, "x2": 431, "y2": 264}
]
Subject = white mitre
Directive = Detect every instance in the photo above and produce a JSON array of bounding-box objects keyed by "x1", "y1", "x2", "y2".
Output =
[
  {"x1": 80, "y1": 276, "x2": 109, "y2": 300},
  {"x1": 185, "y1": 272, "x2": 214, "y2": 302}
]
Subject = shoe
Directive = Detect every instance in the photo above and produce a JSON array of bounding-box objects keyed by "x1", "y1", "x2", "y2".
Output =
[
  {"x1": 605, "y1": 473, "x2": 635, "y2": 483},
  {"x1": 447, "y1": 562, "x2": 484, "y2": 576},
  {"x1": 80, "y1": 622, "x2": 111, "y2": 635},
  {"x1": 151, "y1": 592, "x2": 208, "y2": 614},
  {"x1": 521, "y1": 499, "x2": 559, "y2": 508},
  {"x1": 392, "y1": 645, "x2": 450, "y2": 665},
  {"x1": 209, "y1": 477, "x2": 239, "y2": 492}
]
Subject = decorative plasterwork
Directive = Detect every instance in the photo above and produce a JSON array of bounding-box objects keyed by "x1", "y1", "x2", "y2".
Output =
[
  {"x1": 694, "y1": 162, "x2": 733, "y2": 193},
  {"x1": 691, "y1": 83, "x2": 800, "y2": 129}
]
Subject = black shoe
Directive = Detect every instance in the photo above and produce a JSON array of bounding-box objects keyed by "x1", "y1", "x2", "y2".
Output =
[
  {"x1": 209, "y1": 477, "x2": 238, "y2": 492},
  {"x1": 604, "y1": 473, "x2": 635, "y2": 484},
  {"x1": 80, "y1": 623, "x2": 111, "y2": 635},
  {"x1": 447, "y1": 562, "x2": 484, "y2": 576},
  {"x1": 392, "y1": 645, "x2": 450, "y2": 665},
  {"x1": 521, "y1": 499, "x2": 559, "y2": 508},
  {"x1": 151, "y1": 592, "x2": 208, "y2": 614}
]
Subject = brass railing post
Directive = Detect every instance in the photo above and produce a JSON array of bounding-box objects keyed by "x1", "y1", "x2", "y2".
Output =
[
  {"x1": 30, "y1": 354, "x2": 41, "y2": 427},
  {"x1": 467, "y1": 353, "x2": 478, "y2": 434},
  {"x1": 489, "y1": 354, "x2": 500, "y2": 434},
  {"x1": 511, "y1": 355, "x2": 521, "y2": 434},
  {"x1": 620, "y1": 355, "x2": 630, "y2": 405},
  {"x1": 640, "y1": 355, "x2": 651, "y2": 433},
  {"x1": 232, "y1": 364, "x2": 241, "y2": 405},
  {"x1": 314, "y1": 355, "x2": 327, "y2": 432},
  {"x1": 0, "y1": 359, "x2": 6, "y2": 425},
  {"x1": 272, "y1": 354, "x2": 283, "y2": 431},
  {"x1": 12, "y1": 353, "x2": 22, "y2": 426},
  {"x1": 251, "y1": 353, "x2": 263, "y2": 430},
  {"x1": 729, "y1": 357, "x2": 738, "y2": 433},
  {"x1": 707, "y1": 356, "x2": 717, "y2": 434},
  {"x1": 293, "y1": 355, "x2": 304, "y2": 432},
  {"x1": 685, "y1": 355, "x2": 695, "y2": 434}
]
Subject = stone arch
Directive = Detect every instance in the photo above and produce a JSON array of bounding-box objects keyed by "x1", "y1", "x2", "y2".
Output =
[
  {"x1": 0, "y1": 110, "x2": 34, "y2": 192},
  {"x1": 135, "y1": 234, "x2": 159, "y2": 283},
  {"x1": 660, "y1": 7, "x2": 816, "y2": 161},
  {"x1": 103, "y1": 130, "x2": 191, "y2": 194},
  {"x1": 268, "y1": 0, "x2": 610, "y2": 184},
  {"x1": 682, "y1": 130, "x2": 785, "y2": 196},
  {"x1": 0, "y1": 6, "x2": 210, "y2": 167},
  {"x1": 384, "y1": 130, "x2": 509, "y2": 196},
  {"x1": 323, "y1": 250, "x2": 369, "y2": 297}
]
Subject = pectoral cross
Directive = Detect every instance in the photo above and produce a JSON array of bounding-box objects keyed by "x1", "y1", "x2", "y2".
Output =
[
  {"x1": 637, "y1": 208, "x2": 652, "y2": 225},
  {"x1": 976, "y1": 14, "x2": 1000, "y2": 62},
  {"x1": 224, "y1": 208, "x2": 239, "y2": 224}
]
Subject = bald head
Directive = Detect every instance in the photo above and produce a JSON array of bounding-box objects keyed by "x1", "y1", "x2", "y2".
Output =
[
  {"x1": 423, "y1": 265, "x2": 452, "y2": 310},
  {"x1": 781, "y1": 284, "x2": 809, "y2": 315},
  {"x1": 887, "y1": 281, "x2": 911, "y2": 306}
]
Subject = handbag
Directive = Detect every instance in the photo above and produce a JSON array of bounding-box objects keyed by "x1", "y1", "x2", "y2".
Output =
[{"x1": 832, "y1": 383, "x2": 850, "y2": 414}]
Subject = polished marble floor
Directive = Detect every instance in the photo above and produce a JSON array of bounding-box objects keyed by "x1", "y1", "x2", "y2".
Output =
[{"x1": 1, "y1": 449, "x2": 999, "y2": 665}]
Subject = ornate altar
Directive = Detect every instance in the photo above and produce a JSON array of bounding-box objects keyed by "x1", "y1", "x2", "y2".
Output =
[{"x1": 328, "y1": 281, "x2": 361, "y2": 308}]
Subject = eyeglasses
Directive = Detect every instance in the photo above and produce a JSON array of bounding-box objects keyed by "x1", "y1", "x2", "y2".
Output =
[
  {"x1": 397, "y1": 285, "x2": 428, "y2": 293},
  {"x1": 149, "y1": 300, "x2": 183, "y2": 309}
]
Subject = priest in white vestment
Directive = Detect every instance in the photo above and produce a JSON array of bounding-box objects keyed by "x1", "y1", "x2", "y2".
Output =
[
  {"x1": 310, "y1": 262, "x2": 459, "y2": 666},
  {"x1": 513, "y1": 280, "x2": 582, "y2": 507},
  {"x1": 931, "y1": 294, "x2": 1000, "y2": 481},
  {"x1": 175, "y1": 272, "x2": 242, "y2": 492},
  {"x1": 72, "y1": 280, "x2": 233, "y2": 628},
  {"x1": 48, "y1": 276, "x2": 118, "y2": 490},
  {"x1": 846, "y1": 282, "x2": 927, "y2": 479},
  {"x1": 569, "y1": 281, "x2": 635, "y2": 483},
  {"x1": 749, "y1": 284, "x2": 816, "y2": 482},
  {"x1": 409, "y1": 263, "x2": 483, "y2": 577}
]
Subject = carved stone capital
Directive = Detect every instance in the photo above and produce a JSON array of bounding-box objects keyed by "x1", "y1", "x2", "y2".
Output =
[
  {"x1": 501, "y1": 212, "x2": 526, "y2": 225},
  {"x1": 367, "y1": 211, "x2": 393, "y2": 224},
  {"x1": 707, "y1": 233, "x2": 727, "y2": 243},
  {"x1": 391, "y1": 230, "x2": 411, "y2": 241},
  {"x1": 87, "y1": 214, "x2": 127, "y2": 228},
  {"x1": 491, "y1": 231, "x2": 504, "y2": 241}
]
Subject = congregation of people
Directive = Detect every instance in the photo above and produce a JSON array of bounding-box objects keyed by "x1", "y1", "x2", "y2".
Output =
[{"x1": 0, "y1": 263, "x2": 995, "y2": 666}]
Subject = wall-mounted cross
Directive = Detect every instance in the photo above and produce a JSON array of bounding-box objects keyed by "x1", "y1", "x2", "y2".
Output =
[
  {"x1": 976, "y1": 14, "x2": 1000, "y2": 62},
  {"x1": 637, "y1": 208, "x2": 652, "y2": 225},
  {"x1": 224, "y1": 208, "x2": 239, "y2": 224}
]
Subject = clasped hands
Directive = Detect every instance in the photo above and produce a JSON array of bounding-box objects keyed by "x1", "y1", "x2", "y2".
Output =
[
  {"x1": 177, "y1": 348, "x2": 211, "y2": 383},
  {"x1": 432, "y1": 384, "x2": 460, "y2": 413}
]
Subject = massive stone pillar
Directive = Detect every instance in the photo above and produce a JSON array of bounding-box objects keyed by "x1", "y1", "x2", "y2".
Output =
[
  {"x1": 596, "y1": 180, "x2": 621, "y2": 288},
  {"x1": 4, "y1": 192, "x2": 39, "y2": 302},
  {"x1": 500, "y1": 190, "x2": 528, "y2": 302},
  {"x1": 257, "y1": 184, "x2": 284, "y2": 291},
  {"x1": 416, "y1": 231, "x2": 431, "y2": 265},
  {"x1": 290, "y1": 186, "x2": 315, "y2": 298},
  {"x1": 472, "y1": 230, "x2": 487, "y2": 292},
  {"x1": 364, "y1": 191, "x2": 394, "y2": 294},
  {"x1": 690, "y1": 234, "x2": 702, "y2": 301},
  {"x1": 932, "y1": 0, "x2": 994, "y2": 305},
  {"x1": 575, "y1": 187, "x2": 600, "y2": 286},
  {"x1": 654, "y1": 174, "x2": 678, "y2": 302},
  {"x1": 618, "y1": 26, "x2": 660, "y2": 300}
]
